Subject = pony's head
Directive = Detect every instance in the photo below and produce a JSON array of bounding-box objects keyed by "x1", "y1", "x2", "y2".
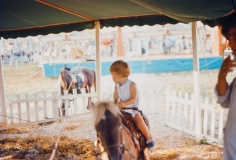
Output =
[
  {"x1": 93, "y1": 101, "x2": 124, "y2": 160},
  {"x1": 93, "y1": 101, "x2": 141, "y2": 160}
]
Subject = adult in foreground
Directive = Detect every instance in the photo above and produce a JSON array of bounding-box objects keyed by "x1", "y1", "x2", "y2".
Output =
[{"x1": 215, "y1": 11, "x2": 236, "y2": 160}]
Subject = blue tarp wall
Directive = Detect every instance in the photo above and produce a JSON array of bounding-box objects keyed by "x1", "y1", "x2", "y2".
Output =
[{"x1": 43, "y1": 56, "x2": 223, "y2": 78}]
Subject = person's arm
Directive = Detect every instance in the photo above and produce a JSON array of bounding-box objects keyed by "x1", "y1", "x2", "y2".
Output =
[
  {"x1": 118, "y1": 82, "x2": 138, "y2": 108},
  {"x1": 215, "y1": 79, "x2": 235, "y2": 108},
  {"x1": 217, "y1": 56, "x2": 234, "y2": 96},
  {"x1": 217, "y1": 76, "x2": 228, "y2": 96},
  {"x1": 215, "y1": 56, "x2": 236, "y2": 108}
]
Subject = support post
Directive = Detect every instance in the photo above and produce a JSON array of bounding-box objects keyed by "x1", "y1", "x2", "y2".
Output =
[
  {"x1": 117, "y1": 27, "x2": 125, "y2": 57},
  {"x1": 95, "y1": 21, "x2": 102, "y2": 100},
  {"x1": 192, "y1": 22, "x2": 202, "y2": 141},
  {"x1": 0, "y1": 37, "x2": 7, "y2": 124}
]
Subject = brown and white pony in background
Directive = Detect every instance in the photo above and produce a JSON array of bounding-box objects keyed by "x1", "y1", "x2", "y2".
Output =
[
  {"x1": 60, "y1": 65, "x2": 96, "y2": 115},
  {"x1": 93, "y1": 101, "x2": 149, "y2": 160}
]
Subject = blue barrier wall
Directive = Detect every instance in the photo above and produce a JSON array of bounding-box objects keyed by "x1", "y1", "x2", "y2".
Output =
[{"x1": 43, "y1": 56, "x2": 223, "y2": 78}]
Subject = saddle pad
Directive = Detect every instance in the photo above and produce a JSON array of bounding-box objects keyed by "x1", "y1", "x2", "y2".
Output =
[{"x1": 70, "y1": 67, "x2": 84, "y2": 88}]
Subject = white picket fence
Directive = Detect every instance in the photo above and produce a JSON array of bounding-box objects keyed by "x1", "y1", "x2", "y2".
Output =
[
  {"x1": 165, "y1": 89, "x2": 228, "y2": 145},
  {"x1": 0, "y1": 88, "x2": 96, "y2": 130},
  {"x1": 0, "y1": 84, "x2": 159, "y2": 130}
]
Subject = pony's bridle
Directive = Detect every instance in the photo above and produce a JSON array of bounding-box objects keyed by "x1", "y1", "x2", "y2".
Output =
[{"x1": 96, "y1": 124, "x2": 136, "y2": 160}]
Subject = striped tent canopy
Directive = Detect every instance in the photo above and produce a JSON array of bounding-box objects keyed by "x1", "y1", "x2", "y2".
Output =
[{"x1": 0, "y1": 0, "x2": 235, "y2": 38}]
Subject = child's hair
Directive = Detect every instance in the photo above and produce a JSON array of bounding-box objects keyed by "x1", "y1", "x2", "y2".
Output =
[{"x1": 110, "y1": 60, "x2": 130, "y2": 78}]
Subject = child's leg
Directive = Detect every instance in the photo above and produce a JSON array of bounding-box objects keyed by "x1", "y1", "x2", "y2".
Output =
[
  {"x1": 133, "y1": 112, "x2": 151, "y2": 140},
  {"x1": 133, "y1": 112, "x2": 155, "y2": 151}
]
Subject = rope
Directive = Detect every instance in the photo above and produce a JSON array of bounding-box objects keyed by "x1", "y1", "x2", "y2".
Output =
[
  {"x1": 49, "y1": 118, "x2": 66, "y2": 160},
  {"x1": 76, "y1": 39, "x2": 91, "y2": 68},
  {"x1": 0, "y1": 113, "x2": 30, "y2": 123},
  {"x1": 11, "y1": 125, "x2": 41, "y2": 149},
  {"x1": 196, "y1": 24, "x2": 214, "y2": 85},
  {"x1": 196, "y1": 23, "x2": 217, "y2": 101},
  {"x1": 24, "y1": 125, "x2": 41, "y2": 138},
  {"x1": 67, "y1": 79, "x2": 73, "y2": 91}
]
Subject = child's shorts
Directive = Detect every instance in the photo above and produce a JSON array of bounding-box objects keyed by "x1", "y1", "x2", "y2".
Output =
[{"x1": 123, "y1": 108, "x2": 139, "y2": 118}]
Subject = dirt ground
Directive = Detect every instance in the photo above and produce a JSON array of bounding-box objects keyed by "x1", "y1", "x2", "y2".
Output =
[{"x1": 1, "y1": 62, "x2": 232, "y2": 159}]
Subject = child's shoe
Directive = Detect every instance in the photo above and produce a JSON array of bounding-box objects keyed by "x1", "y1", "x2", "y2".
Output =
[{"x1": 146, "y1": 139, "x2": 155, "y2": 151}]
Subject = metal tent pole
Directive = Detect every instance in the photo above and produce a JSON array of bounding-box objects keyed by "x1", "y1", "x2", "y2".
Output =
[
  {"x1": 0, "y1": 37, "x2": 7, "y2": 124},
  {"x1": 95, "y1": 21, "x2": 101, "y2": 100},
  {"x1": 192, "y1": 22, "x2": 202, "y2": 141}
]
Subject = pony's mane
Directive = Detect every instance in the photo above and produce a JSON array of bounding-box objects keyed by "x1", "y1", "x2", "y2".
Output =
[{"x1": 93, "y1": 101, "x2": 122, "y2": 126}]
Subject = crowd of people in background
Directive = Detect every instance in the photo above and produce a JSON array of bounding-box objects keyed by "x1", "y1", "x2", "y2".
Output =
[{"x1": 0, "y1": 28, "x2": 213, "y2": 65}]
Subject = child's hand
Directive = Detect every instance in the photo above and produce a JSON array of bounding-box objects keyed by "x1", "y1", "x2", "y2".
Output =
[{"x1": 118, "y1": 102, "x2": 125, "y2": 108}]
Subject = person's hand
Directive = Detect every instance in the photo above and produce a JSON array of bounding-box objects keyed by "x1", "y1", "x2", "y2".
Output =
[
  {"x1": 118, "y1": 102, "x2": 125, "y2": 108},
  {"x1": 218, "y1": 55, "x2": 236, "y2": 80}
]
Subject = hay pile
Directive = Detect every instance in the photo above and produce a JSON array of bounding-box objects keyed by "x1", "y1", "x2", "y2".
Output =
[
  {"x1": 0, "y1": 126, "x2": 36, "y2": 134},
  {"x1": 149, "y1": 145, "x2": 222, "y2": 160},
  {"x1": 0, "y1": 135, "x2": 100, "y2": 160},
  {"x1": 64, "y1": 125, "x2": 78, "y2": 131}
]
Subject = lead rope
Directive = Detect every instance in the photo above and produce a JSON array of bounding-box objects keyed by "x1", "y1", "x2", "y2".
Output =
[{"x1": 196, "y1": 23, "x2": 217, "y2": 107}]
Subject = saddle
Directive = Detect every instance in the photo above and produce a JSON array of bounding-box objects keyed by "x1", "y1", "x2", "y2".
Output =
[
  {"x1": 63, "y1": 65, "x2": 84, "y2": 88},
  {"x1": 120, "y1": 108, "x2": 150, "y2": 159}
]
